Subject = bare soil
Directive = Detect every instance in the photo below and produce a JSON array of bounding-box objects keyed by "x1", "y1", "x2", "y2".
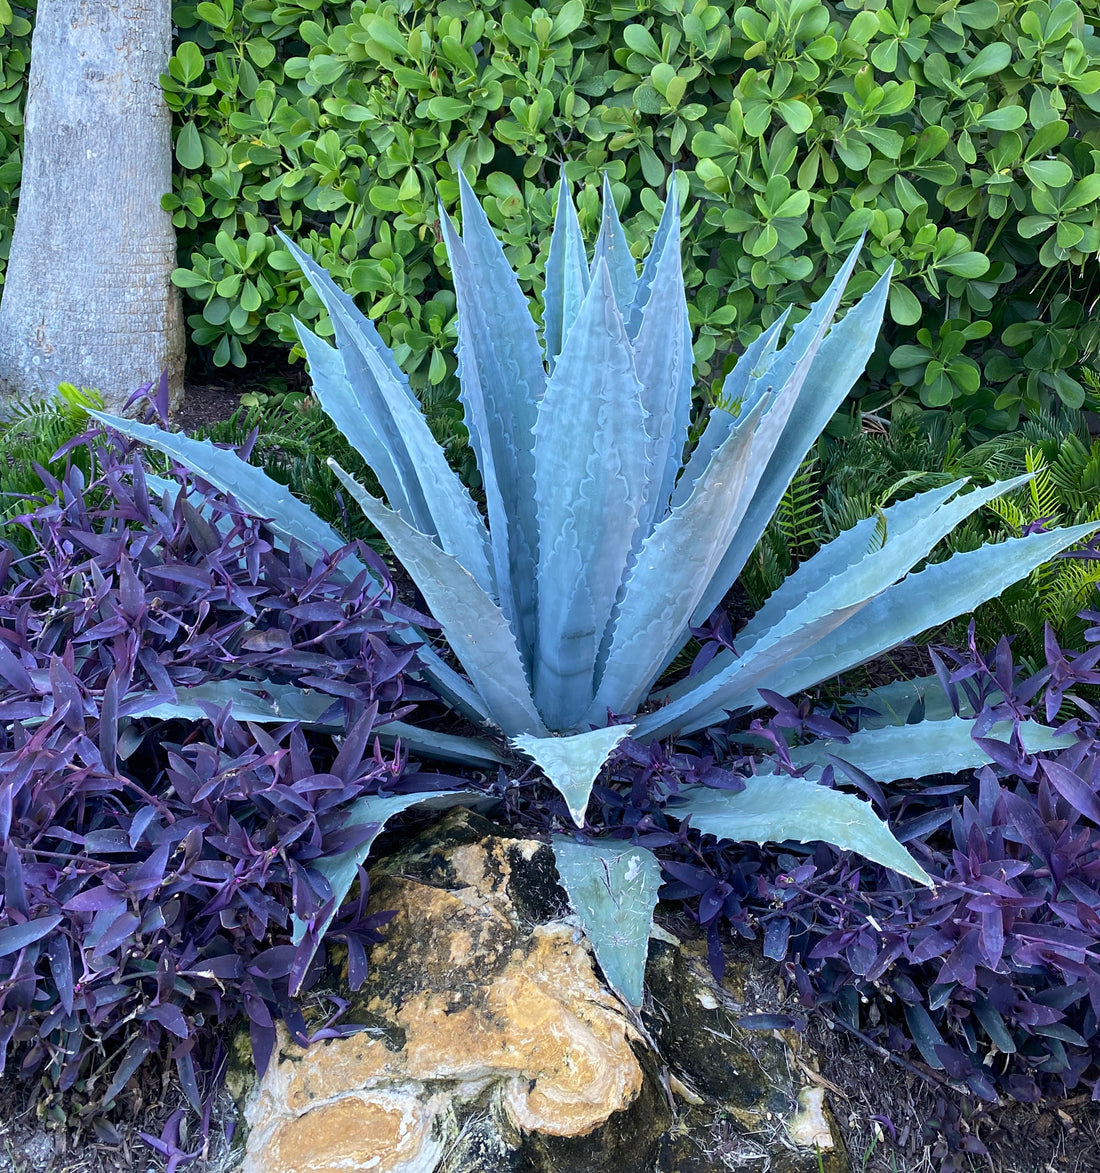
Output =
[{"x1": 168, "y1": 381, "x2": 246, "y2": 434}]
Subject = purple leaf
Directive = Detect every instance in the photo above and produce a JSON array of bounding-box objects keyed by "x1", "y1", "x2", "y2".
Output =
[
  {"x1": 1040, "y1": 759, "x2": 1100, "y2": 826},
  {"x1": 140, "y1": 1003, "x2": 190, "y2": 1040},
  {"x1": 0, "y1": 915, "x2": 62, "y2": 958}
]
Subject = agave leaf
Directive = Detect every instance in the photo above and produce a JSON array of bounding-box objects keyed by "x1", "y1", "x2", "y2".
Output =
[
  {"x1": 90, "y1": 413, "x2": 361, "y2": 574},
  {"x1": 290, "y1": 318, "x2": 413, "y2": 519},
  {"x1": 737, "y1": 239, "x2": 866, "y2": 417},
  {"x1": 589, "y1": 395, "x2": 770, "y2": 721},
  {"x1": 138, "y1": 461, "x2": 491, "y2": 727},
  {"x1": 128, "y1": 683, "x2": 508, "y2": 767},
  {"x1": 690, "y1": 267, "x2": 892, "y2": 626},
  {"x1": 512, "y1": 724, "x2": 635, "y2": 826},
  {"x1": 734, "y1": 480, "x2": 970, "y2": 653},
  {"x1": 671, "y1": 779, "x2": 932, "y2": 887},
  {"x1": 330, "y1": 459, "x2": 547, "y2": 737},
  {"x1": 852, "y1": 675, "x2": 982, "y2": 727},
  {"x1": 440, "y1": 177, "x2": 545, "y2": 657},
  {"x1": 589, "y1": 174, "x2": 637, "y2": 314},
  {"x1": 681, "y1": 242, "x2": 865, "y2": 511},
  {"x1": 274, "y1": 232, "x2": 415, "y2": 398},
  {"x1": 293, "y1": 317, "x2": 495, "y2": 594},
  {"x1": 641, "y1": 477, "x2": 1040, "y2": 739},
  {"x1": 543, "y1": 175, "x2": 590, "y2": 371},
  {"x1": 288, "y1": 789, "x2": 485, "y2": 994},
  {"x1": 128, "y1": 680, "x2": 337, "y2": 725},
  {"x1": 550, "y1": 837, "x2": 662, "y2": 1006},
  {"x1": 666, "y1": 480, "x2": 969, "y2": 707},
  {"x1": 668, "y1": 313, "x2": 789, "y2": 512},
  {"x1": 631, "y1": 196, "x2": 694, "y2": 528},
  {"x1": 785, "y1": 716, "x2": 1076, "y2": 782},
  {"x1": 376, "y1": 720, "x2": 510, "y2": 767},
  {"x1": 533, "y1": 261, "x2": 649, "y2": 728},
  {"x1": 276, "y1": 233, "x2": 437, "y2": 537},
  {"x1": 721, "y1": 519, "x2": 1100, "y2": 724},
  {"x1": 624, "y1": 182, "x2": 680, "y2": 339}
]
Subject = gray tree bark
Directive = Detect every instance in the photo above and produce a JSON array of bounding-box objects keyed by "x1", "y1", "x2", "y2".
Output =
[{"x1": 0, "y1": 0, "x2": 184, "y2": 414}]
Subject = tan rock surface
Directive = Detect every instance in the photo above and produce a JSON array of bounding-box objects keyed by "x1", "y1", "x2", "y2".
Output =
[
  {"x1": 242, "y1": 820, "x2": 646, "y2": 1173},
  {"x1": 239, "y1": 810, "x2": 848, "y2": 1173}
]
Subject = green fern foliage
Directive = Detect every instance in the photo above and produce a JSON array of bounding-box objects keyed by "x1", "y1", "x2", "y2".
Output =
[
  {"x1": 195, "y1": 397, "x2": 383, "y2": 548},
  {"x1": 742, "y1": 456, "x2": 823, "y2": 608},
  {"x1": 0, "y1": 383, "x2": 102, "y2": 550}
]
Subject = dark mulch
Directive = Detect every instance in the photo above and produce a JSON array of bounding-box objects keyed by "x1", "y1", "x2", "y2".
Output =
[
  {"x1": 169, "y1": 382, "x2": 246, "y2": 434},
  {"x1": 811, "y1": 1009, "x2": 1100, "y2": 1172}
]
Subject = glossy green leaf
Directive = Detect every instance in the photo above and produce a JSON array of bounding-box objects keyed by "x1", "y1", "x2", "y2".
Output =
[{"x1": 176, "y1": 121, "x2": 204, "y2": 169}]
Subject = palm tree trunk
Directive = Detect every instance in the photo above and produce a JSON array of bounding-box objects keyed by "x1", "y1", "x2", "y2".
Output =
[{"x1": 0, "y1": 0, "x2": 183, "y2": 414}]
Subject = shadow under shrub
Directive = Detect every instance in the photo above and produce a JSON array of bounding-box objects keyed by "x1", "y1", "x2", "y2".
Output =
[{"x1": 0, "y1": 420, "x2": 430, "y2": 1114}]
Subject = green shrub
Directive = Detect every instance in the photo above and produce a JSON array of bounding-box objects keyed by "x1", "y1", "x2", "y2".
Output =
[
  {"x1": 154, "y1": 0, "x2": 1100, "y2": 435},
  {"x1": 0, "y1": 2, "x2": 34, "y2": 283},
  {"x1": 3, "y1": 0, "x2": 1100, "y2": 434}
]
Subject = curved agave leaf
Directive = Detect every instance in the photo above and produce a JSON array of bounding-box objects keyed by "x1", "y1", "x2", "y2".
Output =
[
  {"x1": 721, "y1": 518, "x2": 1100, "y2": 724},
  {"x1": 289, "y1": 322, "x2": 409, "y2": 518},
  {"x1": 129, "y1": 681, "x2": 508, "y2": 767},
  {"x1": 292, "y1": 317, "x2": 495, "y2": 595},
  {"x1": 136, "y1": 446, "x2": 490, "y2": 726},
  {"x1": 288, "y1": 789, "x2": 486, "y2": 994},
  {"x1": 690, "y1": 267, "x2": 892, "y2": 626},
  {"x1": 551, "y1": 837, "x2": 662, "y2": 1006},
  {"x1": 734, "y1": 480, "x2": 971, "y2": 652},
  {"x1": 274, "y1": 232, "x2": 415, "y2": 397},
  {"x1": 129, "y1": 680, "x2": 337, "y2": 725},
  {"x1": 639, "y1": 476, "x2": 1043, "y2": 739},
  {"x1": 440, "y1": 176, "x2": 546, "y2": 657},
  {"x1": 589, "y1": 174, "x2": 638, "y2": 315},
  {"x1": 852, "y1": 674, "x2": 981, "y2": 727},
  {"x1": 670, "y1": 313, "x2": 790, "y2": 513},
  {"x1": 533, "y1": 262, "x2": 649, "y2": 728},
  {"x1": 330, "y1": 459, "x2": 547, "y2": 737},
  {"x1": 785, "y1": 716, "x2": 1076, "y2": 782},
  {"x1": 90, "y1": 413, "x2": 360, "y2": 573},
  {"x1": 276, "y1": 232, "x2": 437, "y2": 537},
  {"x1": 512, "y1": 724, "x2": 635, "y2": 826},
  {"x1": 671, "y1": 779, "x2": 932, "y2": 887},
  {"x1": 631, "y1": 196, "x2": 693, "y2": 529},
  {"x1": 589, "y1": 395, "x2": 770, "y2": 722}
]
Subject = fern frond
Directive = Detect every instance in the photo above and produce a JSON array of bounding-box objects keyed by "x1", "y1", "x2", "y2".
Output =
[
  {"x1": 776, "y1": 456, "x2": 822, "y2": 559},
  {"x1": 1023, "y1": 449, "x2": 1061, "y2": 524}
]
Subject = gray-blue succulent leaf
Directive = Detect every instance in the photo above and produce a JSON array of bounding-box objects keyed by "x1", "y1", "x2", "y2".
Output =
[{"x1": 549, "y1": 837, "x2": 662, "y2": 1007}]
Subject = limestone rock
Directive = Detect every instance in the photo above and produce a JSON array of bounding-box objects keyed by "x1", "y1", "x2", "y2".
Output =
[
  {"x1": 239, "y1": 808, "x2": 848, "y2": 1173},
  {"x1": 242, "y1": 810, "x2": 668, "y2": 1173}
]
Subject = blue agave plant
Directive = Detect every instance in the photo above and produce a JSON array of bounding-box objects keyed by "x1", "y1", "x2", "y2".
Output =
[{"x1": 94, "y1": 177, "x2": 1097, "y2": 1005}]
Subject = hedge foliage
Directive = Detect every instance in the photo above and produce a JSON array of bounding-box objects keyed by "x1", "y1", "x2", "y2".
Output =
[{"x1": 2, "y1": 0, "x2": 1100, "y2": 432}]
